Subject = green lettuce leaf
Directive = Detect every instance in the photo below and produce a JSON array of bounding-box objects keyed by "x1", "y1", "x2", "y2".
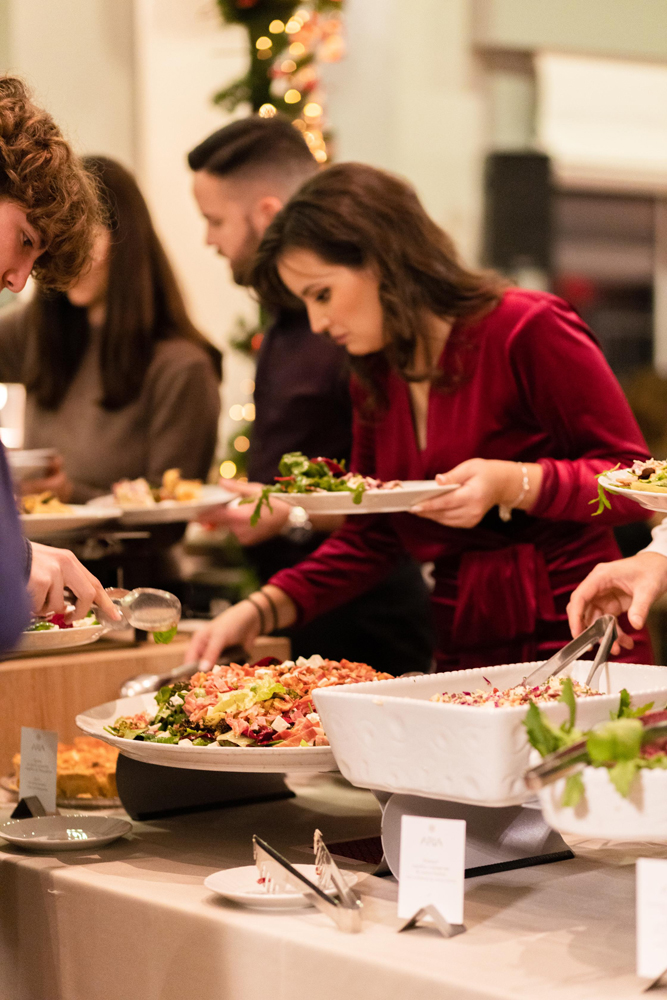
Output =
[
  {"x1": 561, "y1": 772, "x2": 585, "y2": 808},
  {"x1": 524, "y1": 701, "x2": 571, "y2": 756},
  {"x1": 587, "y1": 718, "x2": 643, "y2": 764},
  {"x1": 558, "y1": 677, "x2": 577, "y2": 733},
  {"x1": 608, "y1": 759, "x2": 640, "y2": 797},
  {"x1": 153, "y1": 625, "x2": 177, "y2": 644},
  {"x1": 611, "y1": 687, "x2": 654, "y2": 720}
]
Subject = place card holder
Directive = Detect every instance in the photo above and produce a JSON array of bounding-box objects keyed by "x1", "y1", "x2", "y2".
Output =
[
  {"x1": 10, "y1": 795, "x2": 53, "y2": 819},
  {"x1": 398, "y1": 905, "x2": 466, "y2": 939},
  {"x1": 645, "y1": 968, "x2": 667, "y2": 992}
]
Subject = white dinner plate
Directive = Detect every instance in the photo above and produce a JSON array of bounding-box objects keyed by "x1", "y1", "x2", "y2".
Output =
[
  {"x1": 18, "y1": 622, "x2": 108, "y2": 653},
  {"x1": 204, "y1": 864, "x2": 358, "y2": 909},
  {"x1": 276, "y1": 480, "x2": 459, "y2": 516},
  {"x1": 76, "y1": 693, "x2": 338, "y2": 773},
  {"x1": 21, "y1": 504, "x2": 122, "y2": 539},
  {"x1": 89, "y1": 484, "x2": 234, "y2": 525},
  {"x1": 598, "y1": 471, "x2": 667, "y2": 513},
  {"x1": 0, "y1": 815, "x2": 132, "y2": 851}
]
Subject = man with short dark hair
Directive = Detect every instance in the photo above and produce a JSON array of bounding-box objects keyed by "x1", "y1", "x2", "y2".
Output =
[{"x1": 188, "y1": 115, "x2": 434, "y2": 673}]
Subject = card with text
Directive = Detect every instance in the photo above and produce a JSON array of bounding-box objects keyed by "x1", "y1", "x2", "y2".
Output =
[
  {"x1": 18, "y1": 727, "x2": 58, "y2": 814},
  {"x1": 398, "y1": 815, "x2": 466, "y2": 924},
  {"x1": 637, "y1": 858, "x2": 667, "y2": 978}
]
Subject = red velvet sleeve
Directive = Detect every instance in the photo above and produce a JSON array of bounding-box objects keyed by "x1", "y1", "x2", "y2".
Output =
[
  {"x1": 510, "y1": 298, "x2": 650, "y2": 524},
  {"x1": 269, "y1": 381, "x2": 406, "y2": 625}
]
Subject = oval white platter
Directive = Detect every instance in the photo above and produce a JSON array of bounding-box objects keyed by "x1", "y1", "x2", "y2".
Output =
[
  {"x1": 277, "y1": 480, "x2": 459, "y2": 516},
  {"x1": 89, "y1": 484, "x2": 234, "y2": 525},
  {"x1": 538, "y1": 765, "x2": 667, "y2": 842},
  {"x1": 599, "y1": 471, "x2": 667, "y2": 513},
  {"x1": 204, "y1": 865, "x2": 358, "y2": 909},
  {"x1": 21, "y1": 504, "x2": 122, "y2": 539},
  {"x1": 19, "y1": 622, "x2": 108, "y2": 653},
  {"x1": 76, "y1": 693, "x2": 338, "y2": 773},
  {"x1": 0, "y1": 815, "x2": 132, "y2": 852}
]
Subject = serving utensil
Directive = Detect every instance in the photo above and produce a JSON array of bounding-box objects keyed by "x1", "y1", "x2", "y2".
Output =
[
  {"x1": 253, "y1": 834, "x2": 362, "y2": 932},
  {"x1": 96, "y1": 587, "x2": 181, "y2": 634},
  {"x1": 525, "y1": 711, "x2": 667, "y2": 791},
  {"x1": 119, "y1": 644, "x2": 249, "y2": 699},
  {"x1": 313, "y1": 828, "x2": 361, "y2": 909},
  {"x1": 521, "y1": 615, "x2": 617, "y2": 689}
]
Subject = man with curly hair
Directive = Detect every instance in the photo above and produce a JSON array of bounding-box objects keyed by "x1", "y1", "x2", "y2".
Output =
[{"x1": 0, "y1": 76, "x2": 119, "y2": 651}]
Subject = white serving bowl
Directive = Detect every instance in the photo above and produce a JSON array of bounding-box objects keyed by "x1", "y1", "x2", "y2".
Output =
[
  {"x1": 313, "y1": 660, "x2": 667, "y2": 807},
  {"x1": 538, "y1": 765, "x2": 667, "y2": 842}
]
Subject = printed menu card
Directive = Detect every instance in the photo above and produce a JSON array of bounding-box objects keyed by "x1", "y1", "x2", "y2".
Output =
[
  {"x1": 398, "y1": 815, "x2": 466, "y2": 924},
  {"x1": 18, "y1": 726, "x2": 58, "y2": 814}
]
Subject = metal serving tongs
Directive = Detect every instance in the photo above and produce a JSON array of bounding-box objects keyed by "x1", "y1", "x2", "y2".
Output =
[
  {"x1": 119, "y1": 644, "x2": 249, "y2": 698},
  {"x1": 525, "y1": 710, "x2": 667, "y2": 791},
  {"x1": 253, "y1": 835, "x2": 363, "y2": 933},
  {"x1": 521, "y1": 614, "x2": 618, "y2": 690}
]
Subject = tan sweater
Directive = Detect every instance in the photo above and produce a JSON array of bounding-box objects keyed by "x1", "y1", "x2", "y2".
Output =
[{"x1": 0, "y1": 305, "x2": 221, "y2": 503}]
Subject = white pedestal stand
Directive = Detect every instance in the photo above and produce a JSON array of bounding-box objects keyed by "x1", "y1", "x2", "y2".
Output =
[{"x1": 378, "y1": 793, "x2": 573, "y2": 879}]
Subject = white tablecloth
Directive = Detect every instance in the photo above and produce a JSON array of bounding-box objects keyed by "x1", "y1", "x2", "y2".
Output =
[{"x1": 0, "y1": 774, "x2": 654, "y2": 1000}]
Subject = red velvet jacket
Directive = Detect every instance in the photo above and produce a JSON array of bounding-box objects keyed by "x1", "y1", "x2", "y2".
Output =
[{"x1": 271, "y1": 289, "x2": 652, "y2": 669}]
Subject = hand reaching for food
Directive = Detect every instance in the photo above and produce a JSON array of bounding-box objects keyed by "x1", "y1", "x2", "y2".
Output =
[
  {"x1": 20, "y1": 454, "x2": 73, "y2": 503},
  {"x1": 28, "y1": 542, "x2": 122, "y2": 623}
]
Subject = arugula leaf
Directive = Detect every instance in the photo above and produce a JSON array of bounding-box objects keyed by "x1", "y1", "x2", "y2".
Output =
[
  {"x1": 589, "y1": 465, "x2": 619, "y2": 516},
  {"x1": 561, "y1": 772, "x2": 585, "y2": 808},
  {"x1": 279, "y1": 452, "x2": 311, "y2": 477},
  {"x1": 558, "y1": 677, "x2": 577, "y2": 733},
  {"x1": 611, "y1": 688, "x2": 654, "y2": 720},
  {"x1": 154, "y1": 624, "x2": 177, "y2": 644},
  {"x1": 587, "y1": 718, "x2": 643, "y2": 764},
  {"x1": 524, "y1": 702, "x2": 569, "y2": 756},
  {"x1": 608, "y1": 759, "x2": 640, "y2": 797}
]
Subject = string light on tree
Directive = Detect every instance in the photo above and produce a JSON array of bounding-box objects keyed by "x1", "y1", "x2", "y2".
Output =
[
  {"x1": 258, "y1": 103, "x2": 277, "y2": 117},
  {"x1": 220, "y1": 460, "x2": 237, "y2": 479}
]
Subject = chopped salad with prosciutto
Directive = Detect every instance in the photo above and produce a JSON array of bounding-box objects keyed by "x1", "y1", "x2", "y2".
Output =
[
  {"x1": 249, "y1": 451, "x2": 401, "y2": 525},
  {"x1": 106, "y1": 655, "x2": 392, "y2": 748}
]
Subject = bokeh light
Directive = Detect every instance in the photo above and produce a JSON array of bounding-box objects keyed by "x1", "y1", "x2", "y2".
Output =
[
  {"x1": 229, "y1": 404, "x2": 244, "y2": 421},
  {"x1": 234, "y1": 435, "x2": 250, "y2": 453},
  {"x1": 269, "y1": 19, "x2": 285, "y2": 32},
  {"x1": 258, "y1": 103, "x2": 277, "y2": 117},
  {"x1": 242, "y1": 403, "x2": 256, "y2": 421},
  {"x1": 284, "y1": 89, "x2": 302, "y2": 104},
  {"x1": 219, "y1": 460, "x2": 237, "y2": 479}
]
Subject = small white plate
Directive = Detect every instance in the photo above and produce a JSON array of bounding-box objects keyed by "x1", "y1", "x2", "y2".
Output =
[
  {"x1": 599, "y1": 471, "x2": 667, "y2": 513},
  {"x1": 21, "y1": 505, "x2": 122, "y2": 539},
  {"x1": 19, "y1": 623, "x2": 107, "y2": 653},
  {"x1": 90, "y1": 484, "x2": 234, "y2": 525},
  {"x1": 204, "y1": 864, "x2": 358, "y2": 909},
  {"x1": 277, "y1": 480, "x2": 459, "y2": 516},
  {"x1": 0, "y1": 815, "x2": 132, "y2": 851}
]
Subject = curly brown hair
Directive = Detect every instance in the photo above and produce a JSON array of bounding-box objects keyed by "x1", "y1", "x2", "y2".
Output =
[
  {"x1": 0, "y1": 76, "x2": 100, "y2": 289},
  {"x1": 252, "y1": 162, "x2": 506, "y2": 405}
]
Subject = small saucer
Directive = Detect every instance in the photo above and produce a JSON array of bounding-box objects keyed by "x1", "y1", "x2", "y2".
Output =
[
  {"x1": 204, "y1": 864, "x2": 357, "y2": 909},
  {"x1": 0, "y1": 815, "x2": 132, "y2": 851}
]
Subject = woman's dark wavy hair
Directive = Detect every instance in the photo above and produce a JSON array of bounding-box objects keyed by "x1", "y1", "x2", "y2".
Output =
[
  {"x1": 25, "y1": 156, "x2": 221, "y2": 410},
  {"x1": 252, "y1": 162, "x2": 505, "y2": 405}
]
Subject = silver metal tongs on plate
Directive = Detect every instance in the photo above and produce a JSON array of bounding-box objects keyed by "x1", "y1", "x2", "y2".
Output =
[
  {"x1": 522, "y1": 614, "x2": 618, "y2": 689},
  {"x1": 252, "y1": 834, "x2": 363, "y2": 933}
]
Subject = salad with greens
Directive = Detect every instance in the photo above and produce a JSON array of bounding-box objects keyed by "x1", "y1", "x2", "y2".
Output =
[
  {"x1": 525, "y1": 678, "x2": 667, "y2": 806},
  {"x1": 25, "y1": 610, "x2": 99, "y2": 632},
  {"x1": 248, "y1": 451, "x2": 400, "y2": 526},
  {"x1": 106, "y1": 654, "x2": 392, "y2": 748}
]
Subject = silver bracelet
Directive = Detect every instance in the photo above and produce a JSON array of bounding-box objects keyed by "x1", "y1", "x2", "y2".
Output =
[{"x1": 499, "y1": 463, "x2": 530, "y2": 522}]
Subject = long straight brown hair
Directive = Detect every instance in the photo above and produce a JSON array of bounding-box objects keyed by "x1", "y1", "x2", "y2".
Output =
[
  {"x1": 252, "y1": 162, "x2": 505, "y2": 405},
  {"x1": 25, "y1": 155, "x2": 221, "y2": 410}
]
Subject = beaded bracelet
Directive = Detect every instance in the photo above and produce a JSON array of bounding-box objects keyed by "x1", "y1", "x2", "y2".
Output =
[
  {"x1": 245, "y1": 593, "x2": 267, "y2": 635},
  {"x1": 499, "y1": 463, "x2": 530, "y2": 523},
  {"x1": 260, "y1": 588, "x2": 279, "y2": 633}
]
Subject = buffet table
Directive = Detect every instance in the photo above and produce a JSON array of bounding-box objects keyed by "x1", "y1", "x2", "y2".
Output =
[{"x1": 0, "y1": 773, "x2": 656, "y2": 1000}]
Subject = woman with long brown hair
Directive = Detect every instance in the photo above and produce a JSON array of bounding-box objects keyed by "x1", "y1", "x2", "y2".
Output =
[
  {"x1": 188, "y1": 162, "x2": 651, "y2": 672},
  {"x1": 0, "y1": 77, "x2": 121, "y2": 650},
  {"x1": 0, "y1": 155, "x2": 221, "y2": 504}
]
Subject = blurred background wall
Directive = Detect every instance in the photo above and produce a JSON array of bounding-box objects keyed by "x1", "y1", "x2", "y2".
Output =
[{"x1": 1, "y1": 0, "x2": 667, "y2": 451}]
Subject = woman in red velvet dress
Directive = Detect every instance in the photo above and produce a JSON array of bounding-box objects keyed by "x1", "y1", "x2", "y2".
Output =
[{"x1": 188, "y1": 163, "x2": 652, "y2": 672}]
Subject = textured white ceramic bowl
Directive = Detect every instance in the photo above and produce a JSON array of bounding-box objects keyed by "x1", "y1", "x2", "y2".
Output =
[
  {"x1": 538, "y1": 766, "x2": 667, "y2": 842},
  {"x1": 313, "y1": 660, "x2": 667, "y2": 807}
]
